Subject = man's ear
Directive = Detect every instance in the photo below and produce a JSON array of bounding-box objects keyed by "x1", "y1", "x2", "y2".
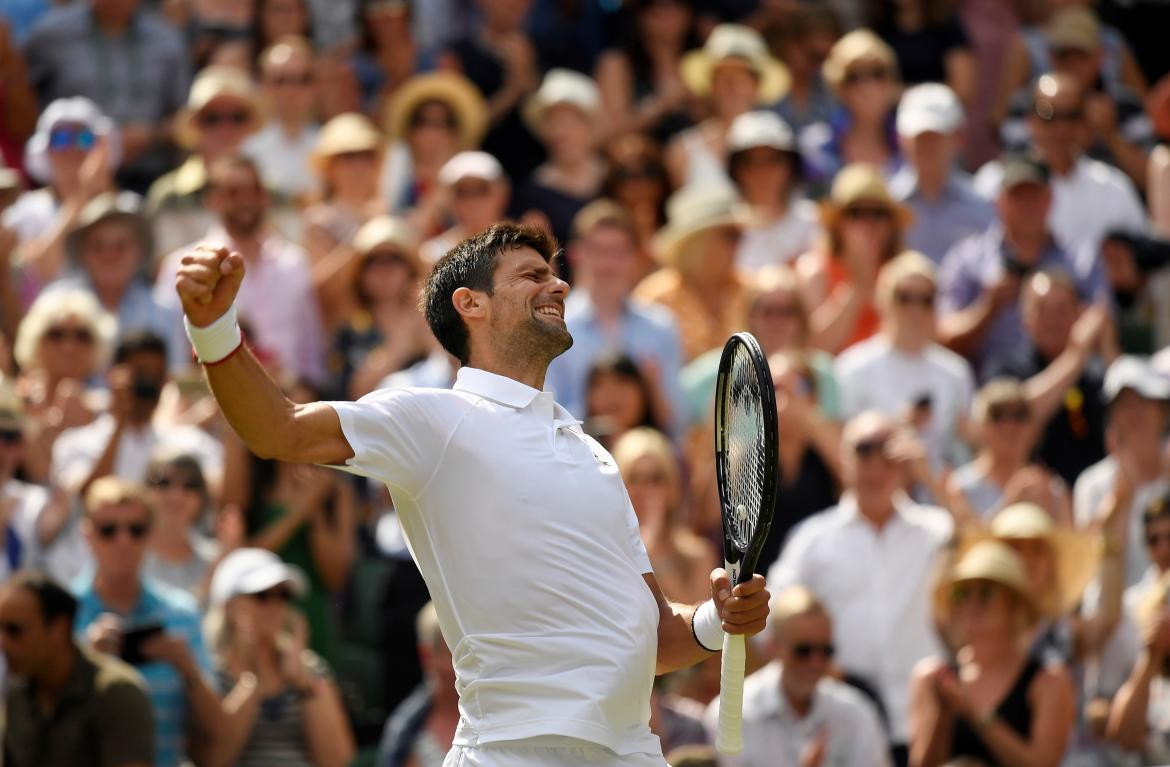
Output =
[{"x1": 452, "y1": 286, "x2": 486, "y2": 321}]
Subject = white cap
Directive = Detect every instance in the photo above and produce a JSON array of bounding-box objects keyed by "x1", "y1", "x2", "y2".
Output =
[
  {"x1": 438, "y1": 150, "x2": 505, "y2": 187},
  {"x1": 209, "y1": 547, "x2": 308, "y2": 607},
  {"x1": 727, "y1": 111, "x2": 796, "y2": 154},
  {"x1": 24, "y1": 97, "x2": 122, "y2": 185},
  {"x1": 1103, "y1": 355, "x2": 1170, "y2": 404},
  {"x1": 523, "y1": 69, "x2": 600, "y2": 132},
  {"x1": 896, "y1": 83, "x2": 964, "y2": 138}
]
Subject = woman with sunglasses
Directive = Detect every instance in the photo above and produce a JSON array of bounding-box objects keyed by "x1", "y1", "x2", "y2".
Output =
[
  {"x1": 910, "y1": 540, "x2": 1075, "y2": 767},
  {"x1": 208, "y1": 547, "x2": 355, "y2": 767},
  {"x1": 142, "y1": 452, "x2": 220, "y2": 600}
]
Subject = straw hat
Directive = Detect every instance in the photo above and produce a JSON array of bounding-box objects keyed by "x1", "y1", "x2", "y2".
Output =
[
  {"x1": 522, "y1": 69, "x2": 601, "y2": 134},
  {"x1": 353, "y1": 215, "x2": 422, "y2": 274},
  {"x1": 64, "y1": 191, "x2": 153, "y2": 267},
  {"x1": 383, "y1": 72, "x2": 488, "y2": 149},
  {"x1": 972, "y1": 502, "x2": 1101, "y2": 617},
  {"x1": 175, "y1": 66, "x2": 262, "y2": 149},
  {"x1": 1046, "y1": 7, "x2": 1101, "y2": 53},
  {"x1": 681, "y1": 24, "x2": 790, "y2": 104},
  {"x1": 310, "y1": 113, "x2": 384, "y2": 175},
  {"x1": 935, "y1": 540, "x2": 1041, "y2": 624},
  {"x1": 819, "y1": 164, "x2": 912, "y2": 231},
  {"x1": 822, "y1": 29, "x2": 899, "y2": 95},
  {"x1": 653, "y1": 183, "x2": 750, "y2": 266}
]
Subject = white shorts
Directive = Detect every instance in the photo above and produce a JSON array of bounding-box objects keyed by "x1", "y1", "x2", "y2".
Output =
[{"x1": 443, "y1": 737, "x2": 668, "y2": 767}]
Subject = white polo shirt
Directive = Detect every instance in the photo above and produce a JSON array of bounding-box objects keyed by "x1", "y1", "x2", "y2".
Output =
[
  {"x1": 766, "y1": 494, "x2": 952, "y2": 744},
  {"x1": 327, "y1": 367, "x2": 662, "y2": 757},
  {"x1": 702, "y1": 662, "x2": 890, "y2": 767}
]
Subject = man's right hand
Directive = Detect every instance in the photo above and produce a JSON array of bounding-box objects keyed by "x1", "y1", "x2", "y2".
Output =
[
  {"x1": 175, "y1": 245, "x2": 246, "y2": 328},
  {"x1": 86, "y1": 613, "x2": 124, "y2": 657}
]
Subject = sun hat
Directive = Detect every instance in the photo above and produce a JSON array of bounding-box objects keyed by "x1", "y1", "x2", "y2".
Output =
[
  {"x1": 935, "y1": 540, "x2": 1041, "y2": 623},
  {"x1": 522, "y1": 69, "x2": 601, "y2": 134},
  {"x1": 819, "y1": 163, "x2": 913, "y2": 231},
  {"x1": 353, "y1": 215, "x2": 422, "y2": 275},
  {"x1": 897, "y1": 83, "x2": 964, "y2": 138},
  {"x1": 64, "y1": 191, "x2": 152, "y2": 267},
  {"x1": 822, "y1": 29, "x2": 899, "y2": 95},
  {"x1": 681, "y1": 24, "x2": 790, "y2": 104},
  {"x1": 210, "y1": 547, "x2": 308, "y2": 608},
  {"x1": 437, "y1": 150, "x2": 505, "y2": 187},
  {"x1": 653, "y1": 183, "x2": 751, "y2": 265},
  {"x1": 1102, "y1": 354, "x2": 1170, "y2": 404},
  {"x1": 174, "y1": 66, "x2": 262, "y2": 150},
  {"x1": 310, "y1": 113, "x2": 384, "y2": 174},
  {"x1": 1046, "y1": 7, "x2": 1101, "y2": 53},
  {"x1": 383, "y1": 71, "x2": 488, "y2": 149},
  {"x1": 24, "y1": 97, "x2": 122, "y2": 185}
]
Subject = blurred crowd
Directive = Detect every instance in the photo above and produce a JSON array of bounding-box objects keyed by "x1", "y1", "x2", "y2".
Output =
[{"x1": 2, "y1": 0, "x2": 1170, "y2": 766}]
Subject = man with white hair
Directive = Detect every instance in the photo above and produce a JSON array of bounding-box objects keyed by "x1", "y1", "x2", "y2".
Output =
[{"x1": 420, "y1": 151, "x2": 511, "y2": 265}]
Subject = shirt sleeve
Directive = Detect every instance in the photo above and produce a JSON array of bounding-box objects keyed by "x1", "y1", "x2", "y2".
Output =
[
  {"x1": 96, "y1": 674, "x2": 155, "y2": 767},
  {"x1": 325, "y1": 388, "x2": 457, "y2": 497}
]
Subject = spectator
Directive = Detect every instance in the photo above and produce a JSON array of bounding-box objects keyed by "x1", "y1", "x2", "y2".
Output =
[
  {"x1": 329, "y1": 215, "x2": 431, "y2": 400},
  {"x1": 727, "y1": 111, "x2": 820, "y2": 274},
  {"x1": 908, "y1": 540, "x2": 1075, "y2": 767},
  {"x1": 796, "y1": 163, "x2": 911, "y2": 355},
  {"x1": 631, "y1": 184, "x2": 752, "y2": 363},
  {"x1": 666, "y1": 23, "x2": 789, "y2": 188},
  {"x1": 601, "y1": 133, "x2": 670, "y2": 275},
  {"x1": 545, "y1": 199, "x2": 684, "y2": 430},
  {"x1": 0, "y1": 19, "x2": 37, "y2": 173},
  {"x1": 376, "y1": 602, "x2": 457, "y2": 767},
  {"x1": 5, "y1": 97, "x2": 118, "y2": 304},
  {"x1": 146, "y1": 67, "x2": 263, "y2": 259},
  {"x1": 768, "y1": 410, "x2": 953, "y2": 763},
  {"x1": 347, "y1": 0, "x2": 417, "y2": 120},
  {"x1": 770, "y1": 5, "x2": 840, "y2": 136},
  {"x1": 243, "y1": 36, "x2": 321, "y2": 204},
  {"x1": 14, "y1": 288, "x2": 113, "y2": 484},
  {"x1": 155, "y1": 154, "x2": 327, "y2": 385},
  {"x1": 0, "y1": 570, "x2": 154, "y2": 767},
  {"x1": 77, "y1": 477, "x2": 222, "y2": 767},
  {"x1": 974, "y1": 73, "x2": 1147, "y2": 265},
  {"x1": 836, "y1": 251, "x2": 976, "y2": 472},
  {"x1": 593, "y1": 0, "x2": 696, "y2": 141},
  {"x1": 803, "y1": 30, "x2": 901, "y2": 189},
  {"x1": 939, "y1": 154, "x2": 1106, "y2": 374},
  {"x1": 1074, "y1": 356, "x2": 1170, "y2": 588},
  {"x1": 253, "y1": 0, "x2": 313, "y2": 58},
  {"x1": 379, "y1": 72, "x2": 487, "y2": 226},
  {"x1": 1099, "y1": 230, "x2": 1170, "y2": 355},
  {"x1": 583, "y1": 354, "x2": 665, "y2": 449},
  {"x1": 208, "y1": 547, "x2": 355, "y2": 766},
  {"x1": 704, "y1": 585, "x2": 890, "y2": 767},
  {"x1": 513, "y1": 69, "x2": 606, "y2": 252},
  {"x1": 142, "y1": 452, "x2": 220, "y2": 600},
  {"x1": 419, "y1": 151, "x2": 510, "y2": 267},
  {"x1": 891, "y1": 84, "x2": 994, "y2": 266},
  {"x1": 868, "y1": 0, "x2": 975, "y2": 105},
  {"x1": 22, "y1": 0, "x2": 190, "y2": 191},
  {"x1": 51, "y1": 192, "x2": 188, "y2": 371},
  {"x1": 0, "y1": 383, "x2": 58, "y2": 580}
]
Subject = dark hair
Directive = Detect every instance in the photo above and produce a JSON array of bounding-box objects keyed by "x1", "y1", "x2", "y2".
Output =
[
  {"x1": 113, "y1": 330, "x2": 168, "y2": 365},
  {"x1": 253, "y1": 0, "x2": 314, "y2": 58},
  {"x1": 421, "y1": 222, "x2": 559, "y2": 365},
  {"x1": 206, "y1": 153, "x2": 266, "y2": 193},
  {"x1": 146, "y1": 452, "x2": 209, "y2": 498},
  {"x1": 584, "y1": 353, "x2": 661, "y2": 432},
  {"x1": 5, "y1": 571, "x2": 78, "y2": 627},
  {"x1": 1145, "y1": 492, "x2": 1170, "y2": 529}
]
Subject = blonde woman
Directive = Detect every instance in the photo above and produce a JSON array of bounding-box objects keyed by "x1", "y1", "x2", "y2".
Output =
[{"x1": 1108, "y1": 568, "x2": 1170, "y2": 762}]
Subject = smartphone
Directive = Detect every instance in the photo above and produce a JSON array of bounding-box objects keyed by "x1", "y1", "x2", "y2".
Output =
[{"x1": 120, "y1": 622, "x2": 165, "y2": 665}]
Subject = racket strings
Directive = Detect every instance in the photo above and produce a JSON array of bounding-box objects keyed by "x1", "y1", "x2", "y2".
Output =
[{"x1": 724, "y1": 345, "x2": 768, "y2": 551}]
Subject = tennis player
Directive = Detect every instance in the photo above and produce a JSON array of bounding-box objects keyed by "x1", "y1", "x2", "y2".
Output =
[{"x1": 175, "y1": 223, "x2": 770, "y2": 767}]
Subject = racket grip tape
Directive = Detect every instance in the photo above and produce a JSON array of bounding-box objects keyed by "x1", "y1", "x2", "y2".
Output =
[{"x1": 716, "y1": 633, "x2": 746, "y2": 754}]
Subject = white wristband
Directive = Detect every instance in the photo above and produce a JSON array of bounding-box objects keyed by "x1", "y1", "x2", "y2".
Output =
[
  {"x1": 184, "y1": 304, "x2": 242, "y2": 364},
  {"x1": 692, "y1": 599, "x2": 724, "y2": 652}
]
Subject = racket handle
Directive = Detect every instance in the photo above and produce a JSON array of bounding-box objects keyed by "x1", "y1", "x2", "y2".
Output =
[{"x1": 716, "y1": 632, "x2": 746, "y2": 754}]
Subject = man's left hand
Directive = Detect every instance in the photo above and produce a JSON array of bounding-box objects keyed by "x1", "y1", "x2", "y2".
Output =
[{"x1": 711, "y1": 569, "x2": 770, "y2": 636}]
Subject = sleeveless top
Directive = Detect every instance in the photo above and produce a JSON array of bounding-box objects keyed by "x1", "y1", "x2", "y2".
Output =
[{"x1": 949, "y1": 657, "x2": 1042, "y2": 764}]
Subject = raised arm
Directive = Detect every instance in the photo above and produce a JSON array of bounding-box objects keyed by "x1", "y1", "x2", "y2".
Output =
[{"x1": 175, "y1": 246, "x2": 353, "y2": 465}]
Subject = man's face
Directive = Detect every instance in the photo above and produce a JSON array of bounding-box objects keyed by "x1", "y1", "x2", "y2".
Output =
[
  {"x1": 122, "y1": 349, "x2": 167, "y2": 422},
  {"x1": 885, "y1": 274, "x2": 937, "y2": 340},
  {"x1": 842, "y1": 421, "x2": 899, "y2": 502},
  {"x1": 261, "y1": 48, "x2": 316, "y2": 123},
  {"x1": 1022, "y1": 280, "x2": 1078, "y2": 359},
  {"x1": 209, "y1": 166, "x2": 267, "y2": 236},
  {"x1": 81, "y1": 218, "x2": 142, "y2": 296},
  {"x1": 732, "y1": 147, "x2": 794, "y2": 206},
  {"x1": 480, "y1": 247, "x2": 572, "y2": 362},
  {"x1": 997, "y1": 181, "x2": 1051, "y2": 240},
  {"x1": 774, "y1": 611, "x2": 833, "y2": 701},
  {"x1": 1109, "y1": 389, "x2": 1169, "y2": 450},
  {"x1": 1050, "y1": 45, "x2": 1101, "y2": 91},
  {"x1": 84, "y1": 500, "x2": 152, "y2": 581},
  {"x1": 902, "y1": 131, "x2": 954, "y2": 177},
  {"x1": 0, "y1": 587, "x2": 60, "y2": 678},
  {"x1": 575, "y1": 225, "x2": 637, "y2": 296},
  {"x1": 1029, "y1": 85, "x2": 1087, "y2": 166},
  {"x1": 452, "y1": 177, "x2": 509, "y2": 235},
  {"x1": 195, "y1": 96, "x2": 256, "y2": 158}
]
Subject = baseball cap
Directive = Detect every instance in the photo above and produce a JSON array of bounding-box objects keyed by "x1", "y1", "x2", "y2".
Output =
[
  {"x1": 209, "y1": 548, "x2": 307, "y2": 607},
  {"x1": 438, "y1": 151, "x2": 505, "y2": 187},
  {"x1": 1102, "y1": 355, "x2": 1170, "y2": 404},
  {"x1": 727, "y1": 111, "x2": 796, "y2": 154},
  {"x1": 999, "y1": 154, "x2": 1050, "y2": 191},
  {"x1": 896, "y1": 83, "x2": 964, "y2": 138}
]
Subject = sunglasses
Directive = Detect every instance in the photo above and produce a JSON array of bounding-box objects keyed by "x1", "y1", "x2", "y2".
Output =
[
  {"x1": 852, "y1": 437, "x2": 889, "y2": 459},
  {"x1": 988, "y1": 404, "x2": 1030, "y2": 424},
  {"x1": 0, "y1": 430, "x2": 22, "y2": 445},
  {"x1": 49, "y1": 126, "x2": 97, "y2": 152},
  {"x1": 791, "y1": 641, "x2": 835, "y2": 660},
  {"x1": 951, "y1": 581, "x2": 999, "y2": 607},
  {"x1": 843, "y1": 205, "x2": 892, "y2": 221},
  {"x1": 454, "y1": 183, "x2": 493, "y2": 199},
  {"x1": 148, "y1": 476, "x2": 203, "y2": 492},
  {"x1": 411, "y1": 111, "x2": 457, "y2": 131},
  {"x1": 844, "y1": 67, "x2": 889, "y2": 86},
  {"x1": 1147, "y1": 531, "x2": 1170, "y2": 547},
  {"x1": 893, "y1": 290, "x2": 935, "y2": 309},
  {"x1": 0, "y1": 620, "x2": 26, "y2": 639},
  {"x1": 197, "y1": 109, "x2": 252, "y2": 129},
  {"x1": 95, "y1": 521, "x2": 151, "y2": 541},
  {"x1": 251, "y1": 586, "x2": 294, "y2": 603},
  {"x1": 44, "y1": 326, "x2": 94, "y2": 345},
  {"x1": 270, "y1": 72, "x2": 313, "y2": 87},
  {"x1": 1034, "y1": 105, "x2": 1083, "y2": 123}
]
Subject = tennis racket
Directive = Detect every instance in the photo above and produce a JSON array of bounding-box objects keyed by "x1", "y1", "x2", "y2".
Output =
[{"x1": 713, "y1": 332, "x2": 779, "y2": 754}]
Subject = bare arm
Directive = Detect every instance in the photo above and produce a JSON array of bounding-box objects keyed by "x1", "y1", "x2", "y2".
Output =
[
  {"x1": 308, "y1": 480, "x2": 356, "y2": 592},
  {"x1": 1023, "y1": 304, "x2": 1108, "y2": 425},
  {"x1": 211, "y1": 675, "x2": 265, "y2": 767},
  {"x1": 937, "y1": 286, "x2": 1009, "y2": 359},
  {"x1": 301, "y1": 674, "x2": 357, "y2": 767},
  {"x1": 944, "y1": 48, "x2": 977, "y2": 108},
  {"x1": 908, "y1": 662, "x2": 956, "y2": 767},
  {"x1": 1073, "y1": 472, "x2": 1130, "y2": 659},
  {"x1": 1107, "y1": 640, "x2": 1163, "y2": 750}
]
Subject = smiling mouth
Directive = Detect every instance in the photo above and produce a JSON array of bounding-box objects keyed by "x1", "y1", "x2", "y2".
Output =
[{"x1": 535, "y1": 305, "x2": 564, "y2": 320}]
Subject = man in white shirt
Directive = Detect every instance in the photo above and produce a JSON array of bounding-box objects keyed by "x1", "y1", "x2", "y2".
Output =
[
  {"x1": 768, "y1": 411, "x2": 953, "y2": 762},
  {"x1": 174, "y1": 222, "x2": 770, "y2": 767},
  {"x1": 704, "y1": 586, "x2": 890, "y2": 767}
]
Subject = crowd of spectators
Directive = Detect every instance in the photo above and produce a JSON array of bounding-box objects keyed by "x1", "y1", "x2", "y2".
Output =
[{"x1": 3, "y1": 0, "x2": 1170, "y2": 765}]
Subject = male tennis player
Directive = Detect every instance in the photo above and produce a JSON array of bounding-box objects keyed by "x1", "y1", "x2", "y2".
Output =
[{"x1": 176, "y1": 223, "x2": 769, "y2": 766}]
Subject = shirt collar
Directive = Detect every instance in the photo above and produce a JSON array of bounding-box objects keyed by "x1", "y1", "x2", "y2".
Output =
[
  {"x1": 454, "y1": 367, "x2": 582, "y2": 425},
  {"x1": 838, "y1": 491, "x2": 915, "y2": 524}
]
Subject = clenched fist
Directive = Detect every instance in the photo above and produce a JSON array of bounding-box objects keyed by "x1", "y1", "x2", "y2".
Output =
[{"x1": 175, "y1": 245, "x2": 246, "y2": 327}]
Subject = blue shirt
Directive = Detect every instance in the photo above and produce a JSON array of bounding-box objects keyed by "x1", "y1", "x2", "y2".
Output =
[
  {"x1": 545, "y1": 291, "x2": 686, "y2": 436},
  {"x1": 938, "y1": 222, "x2": 1107, "y2": 378},
  {"x1": 890, "y1": 168, "x2": 995, "y2": 265},
  {"x1": 73, "y1": 576, "x2": 212, "y2": 767}
]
